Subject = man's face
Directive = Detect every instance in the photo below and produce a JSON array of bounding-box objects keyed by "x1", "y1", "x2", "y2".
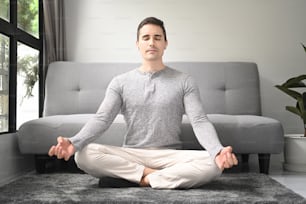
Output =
[{"x1": 136, "y1": 24, "x2": 168, "y2": 62}]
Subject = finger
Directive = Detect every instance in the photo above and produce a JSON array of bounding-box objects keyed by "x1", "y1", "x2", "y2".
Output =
[
  {"x1": 55, "y1": 145, "x2": 63, "y2": 157},
  {"x1": 232, "y1": 154, "x2": 238, "y2": 165},
  {"x1": 64, "y1": 154, "x2": 70, "y2": 161},
  {"x1": 55, "y1": 147, "x2": 60, "y2": 158},
  {"x1": 223, "y1": 162, "x2": 232, "y2": 169},
  {"x1": 55, "y1": 137, "x2": 64, "y2": 154},
  {"x1": 54, "y1": 145, "x2": 59, "y2": 156},
  {"x1": 48, "y1": 146, "x2": 55, "y2": 156},
  {"x1": 223, "y1": 160, "x2": 231, "y2": 169},
  {"x1": 58, "y1": 147, "x2": 64, "y2": 159},
  {"x1": 226, "y1": 152, "x2": 234, "y2": 166}
]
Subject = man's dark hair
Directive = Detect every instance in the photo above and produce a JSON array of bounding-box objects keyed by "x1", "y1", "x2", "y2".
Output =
[{"x1": 137, "y1": 17, "x2": 167, "y2": 41}]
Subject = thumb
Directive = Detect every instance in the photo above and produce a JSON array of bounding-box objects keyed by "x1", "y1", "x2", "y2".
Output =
[
  {"x1": 57, "y1": 136, "x2": 64, "y2": 144},
  {"x1": 216, "y1": 154, "x2": 225, "y2": 171},
  {"x1": 57, "y1": 136, "x2": 69, "y2": 146},
  {"x1": 223, "y1": 146, "x2": 233, "y2": 154}
]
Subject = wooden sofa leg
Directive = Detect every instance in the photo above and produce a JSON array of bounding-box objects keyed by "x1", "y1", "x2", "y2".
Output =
[
  {"x1": 35, "y1": 155, "x2": 55, "y2": 173},
  {"x1": 35, "y1": 155, "x2": 48, "y2": 173},
  {"x1": 35, "y1": 154, "x2": 83, "y2": 173},
  {"x1": 241, "y1": 154, "x2": 249, "y2": 172},
  {"x1": 258, "y1": 154, "x2": 270, "y2": 174},
  {"x1": 241, "y1": 154, "x2": 249, "y2": 163}
]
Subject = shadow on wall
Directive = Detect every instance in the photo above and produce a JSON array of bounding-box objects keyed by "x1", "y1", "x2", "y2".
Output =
[
  {"x1": 260, "y1": 74, "x2": 304, "y2": 134},
  {"x1": 0, "y1": 133, "x2": 34, "y2": 186}
]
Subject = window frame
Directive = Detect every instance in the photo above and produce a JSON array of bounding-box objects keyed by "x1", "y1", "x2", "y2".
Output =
[{"x1": 0, "y1": 0, "x2": 43, "y2": 134}]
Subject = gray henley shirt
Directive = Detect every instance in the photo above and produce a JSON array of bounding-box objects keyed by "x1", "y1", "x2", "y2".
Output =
[{"x1": 69, "y1": 67, "x2": 224, "y2": 159}]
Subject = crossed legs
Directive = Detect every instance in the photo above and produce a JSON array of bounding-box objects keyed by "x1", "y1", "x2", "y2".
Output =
[{"x1": 75, "y1": 143, "x2": 222, "y2": 189}]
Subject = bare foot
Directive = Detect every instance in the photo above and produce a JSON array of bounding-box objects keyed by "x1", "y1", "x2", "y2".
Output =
[
  {"x1": 140, "y1": 176, "x2": 150, "y2": 187},
  {"x1": 140, "y1": 167, "x2": 157, "y2": 187},
  {"x1": 143, "y1": 167, "x2": 156, "y2": 177}
]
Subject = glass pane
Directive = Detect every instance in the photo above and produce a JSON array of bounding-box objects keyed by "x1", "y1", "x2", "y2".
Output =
[
  {"x1": 17, "y1": 42, "x2": 39, "y2": 129},
  {"x1": 17, "y1": 0, "x2": 39, "y2": 37},
  {"x1": 0, "y1": 34, "x2": 9, "y2": 132},
  {"x1": 0, "y1": 0, "x2": 10, "y2": 21}
]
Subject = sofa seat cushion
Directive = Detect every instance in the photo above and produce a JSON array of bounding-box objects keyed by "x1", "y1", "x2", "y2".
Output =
[
  {"x1": 17, "y1": 114, "x2": 126, "y2": 154},
  {"x1": 18, "y1": 114, "x2": 283, "y2": 155},
  {"x1": 181, "y1": 114, "x2": 284, "y2": 154}
]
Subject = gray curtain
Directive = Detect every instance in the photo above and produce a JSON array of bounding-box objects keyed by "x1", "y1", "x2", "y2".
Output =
[{"x1": 43, "y1": 0, "x2": 66, "y2": 78}]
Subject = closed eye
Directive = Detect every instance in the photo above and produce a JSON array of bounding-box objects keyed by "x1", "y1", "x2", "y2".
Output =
[
  {"x1": 154, "y1": 35, "x2": 162, "y2": 41},
  {"x1": 141, "y1": 34, "x2": 163, "y2": 41},
  {"x1": 142, "y1": 35, "x2": 150, "y2": 41}
]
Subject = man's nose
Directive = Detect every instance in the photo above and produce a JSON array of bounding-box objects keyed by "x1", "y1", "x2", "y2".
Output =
[{"x1": 149, "y1": 39, "x2": 155, "y2": 46}]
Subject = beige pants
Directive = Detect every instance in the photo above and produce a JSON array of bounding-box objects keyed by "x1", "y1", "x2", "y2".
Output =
[{"x1": 74, "y1": 143, "x2": 222, "y2": 189}]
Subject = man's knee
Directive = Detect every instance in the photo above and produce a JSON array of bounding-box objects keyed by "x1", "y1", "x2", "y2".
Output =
[
  {"x1": 185, "y1": 161, "x2": 222, "y2": 189},
  {"x1": 74, "y1": 150, "x2": 85, "y2": 170},
  {"x1": 198, "y1": 162, "x2": 222, "y2": 184},
  {"x1": 74, "y1": 143, "x2": 102, "y2": 170}
]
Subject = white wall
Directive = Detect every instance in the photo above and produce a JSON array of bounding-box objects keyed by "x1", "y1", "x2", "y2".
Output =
[{"x1": 64, "y1": 0, "x2": 306, "y2": 134}]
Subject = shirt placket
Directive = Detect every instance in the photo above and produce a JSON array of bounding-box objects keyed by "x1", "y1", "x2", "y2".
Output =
[{"x1": 144, "y1": 73, "x2": 155, "y2": 101}]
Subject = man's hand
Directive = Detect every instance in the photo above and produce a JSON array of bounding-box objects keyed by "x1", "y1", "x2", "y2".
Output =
[
  {"x1": 48, "y1": 136, "x2": 76, "y2": 161},
  {"x1": 215, "y1": 146, "x2": 238, "y2": 171}
]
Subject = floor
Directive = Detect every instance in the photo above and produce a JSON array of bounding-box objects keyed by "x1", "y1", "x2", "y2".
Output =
[
  {"x1": 2, "y1": 153, "x2": 306, "y2": 199},
  {"x1": 271, "y1": 171, "x2": 306, "y2": 199},
  {"x1": 43, "y1": 154, "x2": 306, "y2": 199},
  {"x1": 247, "y1": 154, "x2": 306, "y2": 198}
]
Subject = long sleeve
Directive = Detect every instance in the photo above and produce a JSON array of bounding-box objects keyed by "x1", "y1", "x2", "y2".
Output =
[
  {"x1": 183, "y1": 76, "x2": 224, "y2": 158},
  {"x1": 69, "y1": 78, "x2": 122, "y2": 151}
]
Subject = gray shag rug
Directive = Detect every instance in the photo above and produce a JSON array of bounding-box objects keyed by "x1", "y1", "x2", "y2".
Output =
[{"x1": 0, "y1": 173, "x2": 305, "y2": 204}]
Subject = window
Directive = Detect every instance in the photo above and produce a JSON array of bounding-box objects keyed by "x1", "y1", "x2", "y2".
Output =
[
  {"x1": 0, "y1": 0, "x2": 10, "y2": 21},
  {"x1": 17, "y1": 42, "x2": 39, "y2": 128},
  {"x1": 0, "y1": 34, "x2": 9, "y2": 132},
  {"x1": 17, "y1": 0, "x2": 39, "y2": 38},
  {"x1": 0, "y1": 0, "x2": 43, "y2": 133}
]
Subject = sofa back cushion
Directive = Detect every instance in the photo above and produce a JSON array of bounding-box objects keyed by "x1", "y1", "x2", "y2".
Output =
[
  {"x1": 44, "y1": 61, "x2": 261, "y2": 116},
  {"x1": 168, "y1": 62, "x2": 261, "y2": 115}
]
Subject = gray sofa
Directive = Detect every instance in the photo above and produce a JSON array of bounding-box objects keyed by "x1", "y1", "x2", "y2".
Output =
[{"x1": 17, "y1": 61, "x2": 284, "y2": 174}]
